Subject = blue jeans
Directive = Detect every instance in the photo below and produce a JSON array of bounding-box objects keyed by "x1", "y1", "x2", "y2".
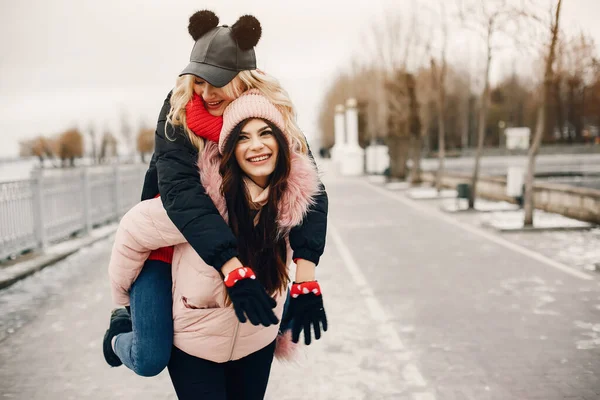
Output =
[{"x1": 113, "y1": 259, "x2": 173, "y2": 377}]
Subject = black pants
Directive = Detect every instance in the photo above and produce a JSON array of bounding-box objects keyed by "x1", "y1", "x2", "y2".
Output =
[{"x1": 167, "y1": 341, "x2": 276, "y2": 400}]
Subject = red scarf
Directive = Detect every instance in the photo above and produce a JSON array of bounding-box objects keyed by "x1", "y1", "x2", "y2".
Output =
[{"x1": 185, "y1": 93, "x2": 223, "y2": 143}]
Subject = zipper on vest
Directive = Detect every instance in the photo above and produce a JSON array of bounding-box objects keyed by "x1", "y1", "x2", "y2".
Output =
[{"x1": 228, "y1": 321, "x2": 240, "y2": 361}]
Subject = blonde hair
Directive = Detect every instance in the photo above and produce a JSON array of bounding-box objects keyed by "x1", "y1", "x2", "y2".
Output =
[
  {"x1": 166, "y1": 75, "x2": 207, "y2": 152},
  {"x1": 166, "y1": 70, "x2": 309, "y2": 155}
]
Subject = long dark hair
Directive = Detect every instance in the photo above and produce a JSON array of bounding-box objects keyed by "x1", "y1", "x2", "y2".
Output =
[{"x1": 219, "y1": 119, "x2": 291, "y2": 295}]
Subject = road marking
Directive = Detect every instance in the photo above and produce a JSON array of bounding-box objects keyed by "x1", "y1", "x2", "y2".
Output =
[
  {"x1": 362, "y1": 181, "x2": 593, "y2": 281},
  {"x1": 329, "y1": 224, "x2": 435, "y2": 397}
]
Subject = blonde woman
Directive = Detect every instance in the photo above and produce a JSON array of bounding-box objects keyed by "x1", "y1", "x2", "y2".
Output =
[{"x1": 102, "y1": 10, "x2": 328, "y2": 378}]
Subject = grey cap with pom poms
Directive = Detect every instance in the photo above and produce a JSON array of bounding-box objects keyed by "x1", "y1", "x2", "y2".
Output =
[{"x1": 179, "y1": 10, "x2": 262, "y2": 88}]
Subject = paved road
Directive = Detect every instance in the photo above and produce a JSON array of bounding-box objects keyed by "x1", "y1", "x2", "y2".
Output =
[{"x1": 1, "y1": 168, "x2": 600, "y2": 399}]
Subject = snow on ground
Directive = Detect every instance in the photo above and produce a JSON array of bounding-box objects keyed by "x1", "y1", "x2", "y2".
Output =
[
  {"x1": 407, "y1": 187, "x2": 457, "y2": 199},
  {"x1": 366, "y1": 175, "x2": 387, "y2": 184},
  {"x1": 481, "y1": 216, "x2": 600, "y2": 272},
  {"x1": 515, "y1": 228, "x2": 600, "y2": 272},
  {"x1": 488, "y1": 276, "x2": 560, "y2": 316},
  {"x1": 573, "y1": 320, "x2": 600, "y2": 350},
  {"x1": 0, "y1": 237, "x2": 114, "y2": 343},
  {"x1": 386, "y1": 181, "x2": 411, "y2": 190},
  {"x1": 441, "y1": 198, "x2": 520, "y2": 212},
  {"x1": 480, "y1": 209, "x2": 593, "y2": 230}
]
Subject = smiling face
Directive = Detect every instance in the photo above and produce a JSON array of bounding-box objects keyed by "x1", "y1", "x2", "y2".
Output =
[
  {"x1": 234, "y1": 118, "x2": 280, "y2": 188},
  {"x1": 193, "y1": 77, "x2": 237, "y2": 116}
]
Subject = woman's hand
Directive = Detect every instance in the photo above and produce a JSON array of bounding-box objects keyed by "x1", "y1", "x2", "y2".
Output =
[
  {"x1": 224, "y1": 266, "x2": 279, "y2": 327},
  {"x1": 282, "y1": 281, "x2": 328, "y2": 345}
]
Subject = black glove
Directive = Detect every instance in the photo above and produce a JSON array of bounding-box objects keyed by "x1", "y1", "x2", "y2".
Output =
[
  {"x1": 282, "y1": 282, "x2": 328, "y2": 345},
  {"x1": 227, "y1": 279, "x2": 279, "y2": 327}
]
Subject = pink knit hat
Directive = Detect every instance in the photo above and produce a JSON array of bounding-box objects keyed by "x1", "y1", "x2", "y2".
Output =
[{"x1": 219, "y1": 89, "x2": 286, "y2": 154}]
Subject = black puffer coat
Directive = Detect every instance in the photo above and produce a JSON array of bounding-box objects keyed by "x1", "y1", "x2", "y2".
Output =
[{"x1": 140, "y1": 91, "x2": 328, "y2": 270}]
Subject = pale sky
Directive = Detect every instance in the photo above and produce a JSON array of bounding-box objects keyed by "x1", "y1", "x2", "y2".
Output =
[{"x1": 1, "y1": 0, "x2": 599, "y2": 158}]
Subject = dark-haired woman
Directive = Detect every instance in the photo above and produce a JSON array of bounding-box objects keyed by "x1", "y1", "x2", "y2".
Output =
[
  {"x1": 102, "y1": 10, "x2": 328, "y2": 379},
  {"x1": 108, "y1": 90, "x2": 327, "y2": 399}
]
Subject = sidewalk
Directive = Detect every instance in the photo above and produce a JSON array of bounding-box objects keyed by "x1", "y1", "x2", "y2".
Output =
[
  {"x1": 1, "y1": 168, "x2": 600, "y2": 399},
  {"x1": 0, "y1": 224, "x2": 118, "y2": 290}
]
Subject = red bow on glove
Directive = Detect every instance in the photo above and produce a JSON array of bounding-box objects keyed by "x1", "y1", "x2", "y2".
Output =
[
  {"x1": 224, "y1": 267, "x2": 257, "y2": 288},
  {"x1": 290, "y1": 281, "x2": 322, "y2": 298}
]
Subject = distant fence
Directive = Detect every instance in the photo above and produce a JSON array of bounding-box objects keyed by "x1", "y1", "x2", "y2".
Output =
[{"x1": 0, "y1": 164, "x2": 147, "y2": 261}]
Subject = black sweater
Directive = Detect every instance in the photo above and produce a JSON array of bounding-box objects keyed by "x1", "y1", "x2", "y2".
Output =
[{"x1": 140, "y1": 91, "x2": 328, "y2": 270}]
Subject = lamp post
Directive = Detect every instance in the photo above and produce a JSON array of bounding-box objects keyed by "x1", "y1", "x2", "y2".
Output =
[{"x1": 339, "y1": 98, "x2": 365, "y2": 176}]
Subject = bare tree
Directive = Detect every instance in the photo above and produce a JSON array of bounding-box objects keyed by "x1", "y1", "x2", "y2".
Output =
[
  {"x1": 523, "y1": 0, "x2": 562, "y2": 226},
  {"x1": 384, "y1": 69, "x2": 426, "y2": 181},
  {"x1": 415, "y1": 68, "x2": 435, "y2": 169},
  {"x1": 99, "y1": 131, "x2": 118, "y2": 164},
  {"x1": 136, "y1": 127, "x2": 154, "y2": 163},
  {"x1": 385, "y1": 70, "x2": 411, "y2": 179},
  {"x1": 422, "y1": 1, "x2": 450, "y2": 190},
  {"x1": 563, "y1": 32, "x2": 597, "y2": 142},
  {"x1": 362, "y1": 1, "x2": 432, "y2": 181},
  {"x1": 431, "y1": 58, "x2": 447, "y2": 191},
  {"x1": 317, "y1": 65, "x2": 393, "y2": 153},
  {"x1": 458, "y1": 0, "x2": 523, "y2": 208},
  {"x1": 362, "y1": 7, "x2": 409, "y2": 73},
  {"x1": 20, "y1": 136, "x2": 54, "y2": 165},
  {"x1": 406, "y1": 73, "x2": 423, "y2": 183},
  {"x1": 317, "y1": 73, "x2": 353, "y2": 149},
  {"x1": 120, "y1": 109, "x2": 133, "y2": 161},
  {"x1": 87, "y1": 122, "x2": 98, "y2": 164},
  {"x1": 19, "y1": 140, "x2": 35, "y2": 158},
  {"x1": 345, "y1": 62, "x2": 391, "y2": 148},
  {"x1": 366, "y1": 68, "x2": 389, "y2": 146},
  {"x1": 552, "y1": 38, "x2": 566, "y2": 141},
  {"x1": 57, "y1": 128, "x2": 84, "y2": 167},
  {"x1": 363, "y1": 10, "x2": 412, "y2": 180}
]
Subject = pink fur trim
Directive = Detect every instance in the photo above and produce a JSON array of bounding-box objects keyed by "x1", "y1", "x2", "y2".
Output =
[
  {"x1": 276, "y1": 150, "x2": 320, "y2": 234},
  {"x1": 198, "y1": 142, "x2": 229, "y2": 224},
  {"x1": 274, "y1": 330, "x2": 300, "y2": 361},
  {"x1": 197, "y1": 141, "x2": 320, "y2": 236}
]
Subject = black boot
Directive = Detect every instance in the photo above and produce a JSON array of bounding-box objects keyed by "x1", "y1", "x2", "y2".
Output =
[{"x1": 102, "y1": 308, "x2": 132, "y2": 367}]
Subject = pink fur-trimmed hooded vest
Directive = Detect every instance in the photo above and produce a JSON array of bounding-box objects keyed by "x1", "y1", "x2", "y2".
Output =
[{"x1": 108, "y1": 140, "x2": 320, "y2": 363}]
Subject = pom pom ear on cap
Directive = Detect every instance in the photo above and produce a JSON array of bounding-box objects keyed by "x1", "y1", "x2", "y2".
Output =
[
  {"x1": 188, "y1": 10, "x2": 219, "y2": 41},
  {"x1": 179, "y1": 11, "x2": 258, "y2": 88},
  {"x1": 231, "y1": 15, "x2": 262, "y2": 50}
]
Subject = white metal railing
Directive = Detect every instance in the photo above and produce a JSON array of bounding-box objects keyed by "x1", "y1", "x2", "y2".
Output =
[{"x1": 0, "y1": 164, "x2": 147, "y2": 260}]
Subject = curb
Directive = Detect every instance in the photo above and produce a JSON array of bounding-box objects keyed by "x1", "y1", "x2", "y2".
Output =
[
  {"x1": 364, "y1": 177, "x2": 596, "y2": 232},
  {"x1": 0, "y1": 224, "x2": 118, "y2": 290},
  {"x1": 479, "y1": 220, "x2": 594, "y2": 233},
  {"x1": 439, "y1": 206, "x2": 520, "y2": 214}
]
